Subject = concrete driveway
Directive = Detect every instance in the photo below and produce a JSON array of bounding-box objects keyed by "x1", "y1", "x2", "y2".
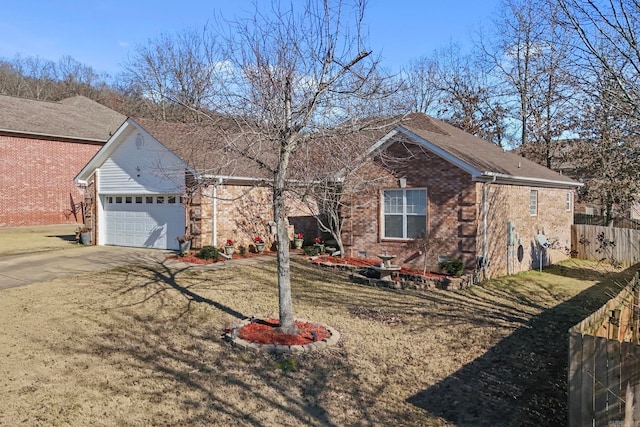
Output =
[{"x1": 0, "y1": 246, "x2": 170, "y2": 290}]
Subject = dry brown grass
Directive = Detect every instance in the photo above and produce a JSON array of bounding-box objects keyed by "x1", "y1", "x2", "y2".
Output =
[
  {"x1": 0, "y1": 224, "x2": 79, "y2": 256},
  {"x1": 0, "y1": 256, "x2": 634, "y2": 426}
]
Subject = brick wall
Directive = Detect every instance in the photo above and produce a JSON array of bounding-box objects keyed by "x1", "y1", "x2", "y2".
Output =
[
  {"x1": 343, "y1": 138, "x2": 477, "y2": 272},
  {"x1": 0, "y1": 134, "x2": 101, "y2": 227},
  {"x1": 195, "y1": 184, "x2": 315, "y2": 250},
  {"x1": 343, "y1": 138, "x2": 573, "y2": 279},
  {"x1": 482, "y1": 183, "x2": 573, "y2": 278}
]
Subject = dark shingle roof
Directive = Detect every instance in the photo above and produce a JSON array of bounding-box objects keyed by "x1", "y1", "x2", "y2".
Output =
[
  {"x1": 396, "y1": 113, "x2": 578, "y2": 186},
  {"x1": 0, "y1": 95, "x2": 125, "y2": 142},
  {"x1": 133, "y1": 118, "x2": 274, "y2": 180}
]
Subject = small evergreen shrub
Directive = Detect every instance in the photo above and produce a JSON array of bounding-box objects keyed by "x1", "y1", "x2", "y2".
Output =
[
  {"x1": 198, "y1": 245, "x2": 219, "y2": 260},
  {"x1": 303, "y1": 245, "x2": 322, "y2": 256},
  {"x1": 438, "y1": 258, "x2": 464, "y2": 276},
  {"x1": 239, "y1": 245, "x2": 247, "y2": 256}
]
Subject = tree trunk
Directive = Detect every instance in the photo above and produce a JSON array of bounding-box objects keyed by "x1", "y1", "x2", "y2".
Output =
[{"x1": 273, "y1": 135, "x2": 298, "y2": 334}]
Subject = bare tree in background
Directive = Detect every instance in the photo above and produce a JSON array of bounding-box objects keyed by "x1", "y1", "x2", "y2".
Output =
[
  {"x1": 0, "y1": 54, "x2": 111, "y2": 103},
  {"x1": 399, "y1": 55, "x2": 441, "y2": 115},
  {"x1": 211, "y1": 0, "x2": 390, "y2": 334},
  {"x1": 572, "y1": 70, "x2": 640, "y2": 223},
  {"x1": 558, "y1": 0, "x2": 640, "y2": 117},
  {"x1": 398, "y1": 44, "x2": 507, "y2": 146},
  {"x1": 121, "y1": 28, "x2": 219, "y2": 122}
]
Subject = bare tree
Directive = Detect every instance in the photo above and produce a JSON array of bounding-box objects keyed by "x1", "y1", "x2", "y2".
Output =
[
  {"x1": 210, "y1": 0, "x2": 388, "y2": 334},
  {"x1": 399, "y1": 55, "x2": 441, "y2": 115},
  {"x1": 557, "y1": 0, "x2": 640, "y2": 117},
  {"x1": 121, "y1": 28, "x2": 219, "y2": 122}
]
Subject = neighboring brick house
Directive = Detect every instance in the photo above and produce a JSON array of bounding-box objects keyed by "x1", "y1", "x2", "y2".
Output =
[
  {"x1": 74, "y1": 118, "x2": 315, "y2": 251},
  {"x1": 0, "y1": 95, "x2": 125, "y2": 227},
  {"x1": 343, "y1": 113, "x2": 582, "y2": 279}
]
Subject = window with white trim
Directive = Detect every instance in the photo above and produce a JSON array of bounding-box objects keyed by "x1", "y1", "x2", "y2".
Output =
[
  {"x1": 530, "y1": 190, "x2": 538, "y2": 216},
  {"x1": 566, "y1": 191, "x2": 573, "y2": 211},
  {"x1": 382, "y1": 188, "x2": 427, "y2": 239}
]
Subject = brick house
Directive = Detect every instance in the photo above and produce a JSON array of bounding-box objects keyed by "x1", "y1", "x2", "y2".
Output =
[
  {"x1": 74, "y1": 112, "x2": 580, "y2": 279},
  {"x1": 0, "y1": 95, "x2": 125, "y2": 227},
  {"x1": 74, "y1": 118, "x2": 315, "y2": 250},
  {"x1": 343, "y1": 113, "x2": 582, "y2": 279}
]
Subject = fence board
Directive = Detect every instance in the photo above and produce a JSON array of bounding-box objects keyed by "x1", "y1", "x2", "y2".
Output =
[
  {"x1": 568, "y1": 333, "x2": 583, "y2": 427},
  {"x1": 581, "y1": 334, "x2": 596, "y2": 426},
  {"x1": 620, "y1": 342, "x2": 639, "y2": 420},
  {"x1": 572, "y1": 224, "x2": 640, "y2": 266},
  {"x1": 607, "y1": 339, "x2": 622, "y2": 424},
  {"x1": 594, "y1": 337, "x2": 609, "y2": 426}
]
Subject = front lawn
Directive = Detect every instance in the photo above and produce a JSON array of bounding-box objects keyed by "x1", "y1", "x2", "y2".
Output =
[
  {"x1": 0, "y1": 257, "x2": 633, "y2": 426},
  {"x1": 0, "y1": 224, "x2": 80, "y2": 256}
]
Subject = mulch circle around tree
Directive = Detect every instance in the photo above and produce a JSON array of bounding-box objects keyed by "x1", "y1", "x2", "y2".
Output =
[{"x1": 223, "y1": 318, "x2": 340, "y2": 353}]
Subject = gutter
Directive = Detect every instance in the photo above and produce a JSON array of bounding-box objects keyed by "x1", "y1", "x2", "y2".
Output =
[
  {"x1": 0, "y1": 128, "x2": 108, "y2": 144},
  {"x1": 474, "y1": 171, "x2": 583, "y2": 189}
]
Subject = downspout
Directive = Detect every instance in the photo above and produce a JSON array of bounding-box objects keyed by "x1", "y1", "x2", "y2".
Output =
[
  {"x1": 212, "y1": 181, "x2": 219, "y2": 247},
  {"x1": 481, "y1": 175, "x2": 497, "y2": 280}
]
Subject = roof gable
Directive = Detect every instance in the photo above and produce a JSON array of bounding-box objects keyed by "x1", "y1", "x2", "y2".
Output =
[
  {"x1": 372, "y1": 113, "x2": 581, "y2": 189},
  {"x1": 74, "y1": 119, "x2": 191, "y2": 184}
]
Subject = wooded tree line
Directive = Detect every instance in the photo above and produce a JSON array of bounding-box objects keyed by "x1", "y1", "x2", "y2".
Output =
[{"x1": 2, "y1": 0, "x2": 639, "y2": 221}]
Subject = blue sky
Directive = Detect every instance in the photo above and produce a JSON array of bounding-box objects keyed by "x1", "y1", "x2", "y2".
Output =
[{"x1": 0, "y1": 0, "x2": 501, "y2": 76}]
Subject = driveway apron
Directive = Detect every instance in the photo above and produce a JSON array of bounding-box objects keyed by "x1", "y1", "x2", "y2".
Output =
[{"x1": 0, "y1": 246, "x2": 169, "y2": 290}]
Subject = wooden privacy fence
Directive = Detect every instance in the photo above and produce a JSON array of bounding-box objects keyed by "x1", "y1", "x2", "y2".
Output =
[
  {"x1": 569, "y1": 274, "x2": 640, "y2": 426},
  {"x1": 572, "y1": 224, "x2": 640, "y2": 267}
]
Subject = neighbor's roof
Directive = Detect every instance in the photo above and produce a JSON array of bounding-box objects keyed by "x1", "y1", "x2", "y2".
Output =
[
  {"x1": 376, "y1": 113, "x2": 581, "y2": 188},
  {"x1": 0, "y1": 95, "x2": 126, "y2": 143}
]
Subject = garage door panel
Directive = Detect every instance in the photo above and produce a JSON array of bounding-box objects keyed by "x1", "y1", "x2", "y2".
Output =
[{"x1": 103, "y1": 195, "x2": 184, "y2": 250}]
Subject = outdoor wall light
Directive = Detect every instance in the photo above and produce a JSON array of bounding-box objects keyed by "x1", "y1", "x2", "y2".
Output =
[{"x1": 399, "y1": 177, "x2": 407, "y2": 188}]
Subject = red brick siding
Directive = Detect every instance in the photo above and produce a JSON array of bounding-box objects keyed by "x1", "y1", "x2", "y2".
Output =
[
  {"x1": 194, "y1": 184, "x2": 316, "y2": 250},
  {"x1": 343, "y1": 139, "x2": 477, "y2": 272},
  {"x1": 482, "y1": 183, "x2": 572, "y2": 278},
  {"x1": 344, "y1": 137, "x2": 573, "y2": 278},
  {"x1": 0, "y1": 135, "x2": 101, "y2": 227}
]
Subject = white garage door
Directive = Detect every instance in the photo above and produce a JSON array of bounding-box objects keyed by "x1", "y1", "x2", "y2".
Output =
[{"x1": 103, "y1": 195, "x2": 185, "y2": 250}]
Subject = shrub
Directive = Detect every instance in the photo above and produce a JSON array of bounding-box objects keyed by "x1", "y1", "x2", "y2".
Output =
[
  {"x1": 239, "y1": 245, "x2": 247, "y2": 256},
  {"x1": 438, "y1": 258, "x2": 464, "y2": 276},
  {"x1": 303, "y1": 245, "x2": 322, "y2": 256},
  {"x1": 198, "y1": 245, "x2": 219, "y2": 260}
]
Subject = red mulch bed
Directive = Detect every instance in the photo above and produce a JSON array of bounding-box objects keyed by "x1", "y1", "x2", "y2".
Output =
[
  {"x1": 167, "y1": 250, "x2": 272, "y2": 264},
  {"x1": 310, "y1": 255, "x2": 448, "y2": 279},
  {"x1": 238, "y1": 319, "x2": 331, "y2": 346},
  {"x1": 166, "y1": 254, "x2": 222, "y2": 264}
]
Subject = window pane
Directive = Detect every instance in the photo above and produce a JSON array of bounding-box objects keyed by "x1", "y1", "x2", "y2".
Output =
[
  {"x1": 135, "y1": 197, "x2": 143, "y2": 203},
  {"x1": 530, "y1": 190, "x2": 538, "y2": 215},
  {"x1": 157, "y1": 196, "x2": 164, "y2": 204},
  {"x1": 384, "y1": 190, "x2": 403, "y2": 214},
  {"x1": 115, "y1": 196, "x2": 122, "y2": 203},
  {"x1": 106, "y1": 196, "x2": 113, "y2": 204},
  {"x1": 168, "y1": 196, "x2": 176, "y2": 204},
  {"x1": 407, "y1": 215, "x2": 426, "y2": 238},
  {"x1": 146, "y1": 196, "x2": 153, "y2": 204},
  {"x1": 125, "y1": 196, "x2": 132, "y2": 204},
  {"x1": 384, "y1": 215, "x2": 403, "y2": 238},
  {"x1": 406, "y1": 189, "x2": 426, "y2": 215}
]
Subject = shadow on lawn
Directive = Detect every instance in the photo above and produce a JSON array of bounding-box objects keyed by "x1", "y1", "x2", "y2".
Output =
[
  {"x1": 46, "y1": 233, "x2": 78, "y2": 243},
  {"x1": 47, "y1": 257, "x2": 405, "y2": 426},
  {"x1": 406, "y1": 263, "x2": 638, "y2": 427}
]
